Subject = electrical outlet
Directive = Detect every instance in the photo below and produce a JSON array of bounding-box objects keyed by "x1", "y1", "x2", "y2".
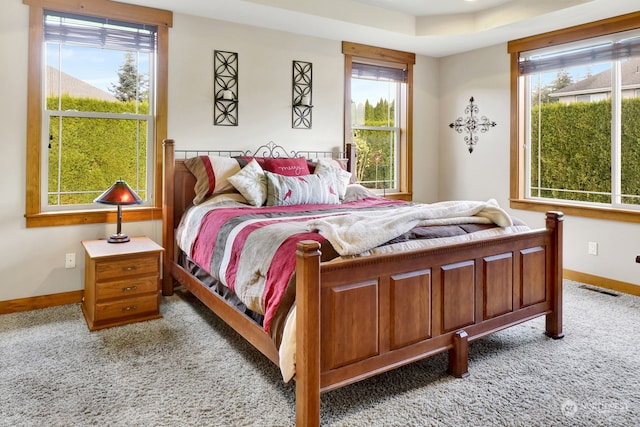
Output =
[
  {"x1": 65, "y1": 253, "x2": 76, "y2": 269},
  {"x1": 588, "y1": 242, "x2": 598, "y2": 256}
]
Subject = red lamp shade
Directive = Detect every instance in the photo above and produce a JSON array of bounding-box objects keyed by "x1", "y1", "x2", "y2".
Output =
[{"x1": 94, "y1": 179, "x2": 143, "y2": 243}]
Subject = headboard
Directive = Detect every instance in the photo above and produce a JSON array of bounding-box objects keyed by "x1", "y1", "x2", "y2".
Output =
[
  {"x1": 164, "y1": 140, "x2": 355, "y2": 223},
  {"x1": 161, "y1": 139, "x2": 355, "y2": 294}
]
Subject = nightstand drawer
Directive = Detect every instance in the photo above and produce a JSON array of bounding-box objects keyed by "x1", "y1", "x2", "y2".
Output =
[
  {"x1": 94, "y1": 294, "x2": 159, "y2": 321},
  {"x1": 95, "y1": 254, "x2": 158, "y2": 281},
  {"x1": 95, "y1": 276, "x2": 158, "y2": 301}
]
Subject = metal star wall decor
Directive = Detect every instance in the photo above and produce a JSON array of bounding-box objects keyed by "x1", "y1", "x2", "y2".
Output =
[{"x1": 449, "y1": 96, "x2": 497, "y2": 153}]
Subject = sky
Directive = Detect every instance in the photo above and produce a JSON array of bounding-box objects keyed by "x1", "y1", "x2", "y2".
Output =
[
  {"x1": 47, "y1": 44, "x2": 150, "y2": 93},
  {"x1": 351, "y1": 79, "x2": 397, "y2": 106},
  {"x1": 535, "y1": 62, "x2": 612, "y2": 87}
]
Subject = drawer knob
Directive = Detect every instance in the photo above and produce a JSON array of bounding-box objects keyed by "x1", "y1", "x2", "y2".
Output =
[
  {"x1": 121, "y1": 305, "x2": 138, "y2": 312},
  {"x1": 122, "y1": 286, "x2": 138, "y2": 292},
  {"x1": 124, "y1": 266, "x2": 137, "y2": 271}
]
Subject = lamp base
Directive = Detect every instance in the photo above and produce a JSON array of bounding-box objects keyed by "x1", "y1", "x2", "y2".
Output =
[{"x1": 107, "y1": 233, "x2": 130, "y2": 243}]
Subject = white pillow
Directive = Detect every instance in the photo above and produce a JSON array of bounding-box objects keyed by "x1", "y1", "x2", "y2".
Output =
[
  {"x1": 313, "y1": 158, "x2": 352, "y2": 200},
  {"x1": 265, "y1": 171, "x2": 339, "y2": 206},
  {"x1": 228, "y1": 159, "x2": 267, "y2": 206}
]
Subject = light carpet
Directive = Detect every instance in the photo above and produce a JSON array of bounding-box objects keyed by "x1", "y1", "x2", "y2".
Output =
[{"x1": 0, "y1": 280, "x2": 638, "y2": 426}]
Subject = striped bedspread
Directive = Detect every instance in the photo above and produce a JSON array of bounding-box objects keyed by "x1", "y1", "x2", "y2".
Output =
[{"x1": 176, "y1": 197, "x2": 407, "y2": 332}]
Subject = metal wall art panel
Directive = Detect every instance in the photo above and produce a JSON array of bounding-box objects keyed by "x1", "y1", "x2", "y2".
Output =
[
  {"x1": 214, "y1": 50, "x2": 238, "y2": 126},
  {"x1": 292, "y1": 60, "x2": 313, "y2": 129}
]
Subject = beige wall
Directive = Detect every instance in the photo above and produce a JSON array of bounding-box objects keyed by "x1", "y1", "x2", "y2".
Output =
[
  {"x1": 166, "y1": 13, "x2": 440, "y2": 201},
  {"x1": 167, "y1": 14, "x2": 345, "y2": 152},
  {"x1": 1, "y1": 0, "x2": 636, "y2": 303}
]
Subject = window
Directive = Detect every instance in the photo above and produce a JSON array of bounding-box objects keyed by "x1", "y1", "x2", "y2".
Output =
[
  {"x1": 508, "y1": 12, "x2": 640, "y2": 222},
  {"x1": 343, "y1": 42, "x2": 414, "y2": 199},
  {"x1": 24, "y1": 0, "x2": 172, "y2": 227}
]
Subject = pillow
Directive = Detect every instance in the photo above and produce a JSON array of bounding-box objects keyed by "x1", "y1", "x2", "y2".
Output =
[
  {"x1": 201, "y1": 192, "x2": 249, "y2": 206},
  {"x1": 313, "y1": 158, "x2": 352, "y2": 200},
  {"x1": 265, "y1": 171, "x2": 339, "y2": 206},
  {"x1": 184, "y1": 155, "x2": 241, "y2": 204},
  {"x1": 234, "y1": 155, "x2": 268, "y2": 169},
  {"x1": 308, "y1": 157, "x2": 349, "y2": 171},
  {"x1": 342, "y1": 184, "x2": 380, "y2": 203},
  {"x1": 228, "y1": 159, "x2": 267, "y2": 206},
  {"x1": 262, "y1": 157, "x2": 310, "y2": 176}
]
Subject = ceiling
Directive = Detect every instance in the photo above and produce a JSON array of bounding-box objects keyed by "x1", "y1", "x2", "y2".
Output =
[
  {"x1": 353, "y1": 0, "x2": 516, "y2": 16},
  {"x1": 121, "y1": 0, "x2": 640, "y2": 57}
]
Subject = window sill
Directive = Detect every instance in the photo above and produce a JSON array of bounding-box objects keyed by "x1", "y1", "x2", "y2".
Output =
[
  {"x1": 377, "y1": 192, "x2": 413, "y2": 201},
  {"x1": 25, "y1": 206, "x2": 162, "y2": 228},
  {"x1": 510, "y1": 199, "x2": 640, "y2": 224}
]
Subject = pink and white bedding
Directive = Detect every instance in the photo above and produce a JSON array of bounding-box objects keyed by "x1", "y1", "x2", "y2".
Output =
[
  {"x1": 177, "y1": 196, "x2": 407, "y2": 333},
  {"x1": 175, "y1": 193, "x2": 531, "y2": 380},
  {"x1": 176, "y1": 195, "x2": 527, "y2": 332}
]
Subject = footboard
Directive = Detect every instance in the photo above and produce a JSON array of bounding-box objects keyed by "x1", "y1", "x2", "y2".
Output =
[{"x1": 295, "y1": 211, "x2": 563, "y2": 425}]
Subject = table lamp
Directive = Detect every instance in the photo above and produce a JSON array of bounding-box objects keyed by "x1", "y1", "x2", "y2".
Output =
[{"x1": 94, "y1": 179, "x2": 143, "y2": 243}]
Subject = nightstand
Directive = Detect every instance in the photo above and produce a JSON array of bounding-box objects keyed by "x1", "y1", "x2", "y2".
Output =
[{"x1": 81, "y1": 236, "x2": 164, "y2": 331}]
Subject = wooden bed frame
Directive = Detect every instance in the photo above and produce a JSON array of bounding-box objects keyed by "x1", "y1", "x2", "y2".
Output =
[{"x1": 161, "y1": 139, "x2": 564, "y2": 426}]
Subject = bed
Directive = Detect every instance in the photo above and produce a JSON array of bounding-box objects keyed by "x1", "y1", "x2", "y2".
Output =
[{"x1": 161, "y1": 139, "x2": 564, "y2": 426}]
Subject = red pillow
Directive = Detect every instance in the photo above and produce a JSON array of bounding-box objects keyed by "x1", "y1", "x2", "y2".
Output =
[{"x1": 263, "y1": 157, "x2": 310, "y2": 176}]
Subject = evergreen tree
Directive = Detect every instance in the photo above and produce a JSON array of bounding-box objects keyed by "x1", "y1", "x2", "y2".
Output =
[
  {"x1": 364, "y1": 100, "x2": 374, "y2": 121},
  {"x1": 550, "y1": 69, "x2": 573, "y2": 92},
  {"x1": 531, "y1": 81, "x2": 553, "y2": 106},
  {"x1": 531, "y1": 69, "x2": 574, "y2": 105},
  {"x1": 357, "y1": 98, "x2": 396, "y2": 188},
  {"x1": 109, "y1": 52, "x2": 148, "y2": 102}
]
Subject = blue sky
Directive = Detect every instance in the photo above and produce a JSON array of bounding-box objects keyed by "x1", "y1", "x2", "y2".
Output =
[
  {"x1": 535, "y1": 62, "x2": 612, "y2": 87},
  {"x1": 351, "y1": 79, "x2": 397, "y2": 106},
  {"x1": 47, "y1": 44, "x2": 150, "y2": 93}
]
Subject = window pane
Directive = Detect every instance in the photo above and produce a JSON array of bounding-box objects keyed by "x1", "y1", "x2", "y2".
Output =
[
  {"x1": 353, "y1": 129, "x2": 396, "y2": 190},
  {"x1": 528, "y1": 63, "x2": 613, "y2": 204},
  {"x1": 42, "y1": 12, "x2": 154, "y2": 211},
  {"x1": 620, "y1": 57, "x2": 640, "y2": 206},
  {"x1": 511, "y1": 16, "x2": 640, "y2": 218},
  {"x1": 351, "y1": 77, "x2": 399, "y2": 190},
  {"x1": 48, "y1": 116, "x2": 147, "y2": 206},
  {"x1": 46, "y1": 44, "x2": 151, "y2": 113},
  {"x1": 351, "y1": 79, "x2": 396, "y2": 126}
]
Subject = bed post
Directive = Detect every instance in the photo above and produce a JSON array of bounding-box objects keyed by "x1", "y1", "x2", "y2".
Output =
[
  {"x1": 345, "y1": 143, "x2": 356, "y2": 174},
  {"x1": 448, "y1": 330, "x2": 470, "y2": 378},
  {"x1": 545, "y1": 211, "x2": 564, "y2": 339},
  {"x1": 162, "y1": 139, "x2": 175, "y2": 296},
  {"x1": 295, "y1": 240, "x2": 322, "y2": 426}
]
